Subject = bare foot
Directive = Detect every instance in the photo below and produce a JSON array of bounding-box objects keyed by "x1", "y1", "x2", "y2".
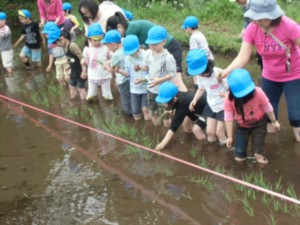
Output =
[{"x1": 254, "y1": 153, "x2": 268, "y2": 164}]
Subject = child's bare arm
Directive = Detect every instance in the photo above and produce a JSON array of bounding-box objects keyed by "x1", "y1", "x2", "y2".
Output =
[
  {"x1": 13, "y1": 35, "x2": 25, "y2": 48},
  {"x1": 46, "y1": 55, "x2": 54, "y2": 72}
]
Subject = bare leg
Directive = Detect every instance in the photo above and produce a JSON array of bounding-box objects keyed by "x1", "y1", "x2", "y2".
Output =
[
  {"x1": 192, "y1": 124, "x2": 206, "y2": 140},
  {"x1": 206, "y1": 117, "x2": 217, "y2": 143},
  {"x1": 142, "y1": 107, "x2": 151, "y2": 121},
  {"x1": 216, "y1": 120, "x2": 227, "y2": 145},
  {"x1": 293, "y1": 127, "x2": 300, "y2": 142},
  {"x1": 78, "y1": 87, "x2": 87, "y2": 101},
  {"x1": 69, "y1": 86, "x2": 78, "y2": 100}
]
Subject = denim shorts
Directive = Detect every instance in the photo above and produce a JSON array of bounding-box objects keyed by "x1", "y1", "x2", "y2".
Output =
[
  {"x1": 20, "y1": 46, "x2": 42, "y2": 62},
  {"x1": 261, "y1": 77, "x2": 300, "y2": 127},
  {"x1": 131, "y1": 93, "x2": 148, "y2": 116},
  {"x1": 203, "y1": 104, "x2": 224, "y2": 121},
  {"x1": 235, "y1": 119, "x2": 267, "y2": 158}
]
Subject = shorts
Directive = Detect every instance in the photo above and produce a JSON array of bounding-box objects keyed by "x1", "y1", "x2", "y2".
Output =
[
  {"x1": 1, "y1": 49, "x2": 13, "y2": 68},
  {"x1": 69, "y1": 70, "x2": 86, "y2": 88},
  {"x1": 203, "y1": 104, "x2": 224, "y2": 121},
  {"x1": 131, "y1": 93, "x2": 148, "y2": 116},
  {"x1": 54, "y1": 57, "x2": 69, "y2": 80},
  {"x1": 20, "y1": 46, "x2": 42, "y2": 62}
]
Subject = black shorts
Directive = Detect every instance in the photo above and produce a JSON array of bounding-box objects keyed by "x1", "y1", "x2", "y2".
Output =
[
  {"x1": 203, "y1": 104, "x2": 224, "y2": 121},
  {"x1": 69, "y1": 70, "x2": 86, "y2": 88}
]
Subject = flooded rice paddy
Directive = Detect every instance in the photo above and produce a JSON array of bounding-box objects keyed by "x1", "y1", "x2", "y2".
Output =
[{"x1": 0, "y1": 53, "x2": 299, "y2": 225}]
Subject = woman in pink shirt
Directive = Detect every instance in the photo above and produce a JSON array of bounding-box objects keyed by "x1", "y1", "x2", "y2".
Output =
[
  {"x1": 224, "y1": 69, "x2": 280, "y2": 164},
  {"x1": 37, "y1": 0, "x2": 65, "y2": 28},
  {"x1": 221, "y1": 0, "x2": 300, "y2": 142}
]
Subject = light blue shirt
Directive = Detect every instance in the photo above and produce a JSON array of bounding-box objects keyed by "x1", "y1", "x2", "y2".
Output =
[
  {"x1": 111, "y1": 48, "x2": 129, "y2": 85},
  {"x1": 125, "y1": 50, "x2": 148, "y2": 94}
]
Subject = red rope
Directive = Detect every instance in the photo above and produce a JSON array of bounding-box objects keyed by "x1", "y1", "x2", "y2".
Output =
[{"x1": 0, "y1": 94, "x2": 299, "y2": 205}]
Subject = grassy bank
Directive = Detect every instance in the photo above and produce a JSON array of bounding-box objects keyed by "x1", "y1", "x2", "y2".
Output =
[{"x1": 1, "y1": 0, "x2": 299, "y2": 55}]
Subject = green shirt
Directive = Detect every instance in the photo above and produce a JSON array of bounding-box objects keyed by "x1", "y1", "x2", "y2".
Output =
[{"x1": 125, "y1": 20, "x2": 172, "y2": 48}]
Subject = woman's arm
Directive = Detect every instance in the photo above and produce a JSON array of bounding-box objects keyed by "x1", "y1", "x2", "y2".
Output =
[{"x1": 220, "y1": 41, "x2": 253, "y2": 79}]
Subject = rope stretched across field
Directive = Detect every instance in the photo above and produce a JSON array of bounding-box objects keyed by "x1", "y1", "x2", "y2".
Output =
[{"x1": 0, "y1": 94, "x2": 299, "y2": 205}]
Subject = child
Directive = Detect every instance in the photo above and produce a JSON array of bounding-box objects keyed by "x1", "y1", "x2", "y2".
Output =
[
  {"x1": 82, "y1": 23, "x2": 113, "y2": 102},
  {"x1": 123, "y1": 35, "x2": 150, "y2": 121},
  {"x1": 181, "y1": 16, "x2": 214, "y2": 89},
  {"x1": 101, "y1": 29, "x2": 132, "y2": 115},
  {"x1": 43, "y1": 23, "x2": 70, "y2": 86},
  {"x1": 155, "y1": 82, "x2": 207, "y2": 151},
  {"x1": 0, "y1": 12, "x2": 13, "y2": 76},
  {"x1": 62, "y1": 2, "x2": 80, "y2": 41},
  {"x1": 187, "y1": 49, "x2": 227, "y2": 145},
  {"x1": 137, "y1": 25, "x2": 179, "y2": 126},
  {"x1": 55, "y1": 29, "x2": 87, "y2": 100},
  {"x1": 14, "y1": 9, "x2": 44, "y2": 69},
  {"x1": 224, "y1": 68, "x2": 280, "y2": 164}
]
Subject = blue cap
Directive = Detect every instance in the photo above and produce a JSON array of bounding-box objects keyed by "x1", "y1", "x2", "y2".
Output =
[
  {"x1": 0, "y1": 12, "x2": 7, "y2": 20},
  {"x1": 186, "y1": 49, "x2": 208, "y2": 76},
  {"x1": 146, "y1": 25, "x2": 167, "y2": 45},
  {"x1": 87, "y1": 23, "x2": 104, "y2": 38},
  {"x1": 181, "y1": 16, "x2": 198, "y2": 29},
  {"x1": 123, "y1": 35, "x2": 139, "y2": 55},
  {"x1": 62, "y1": 2, "x2": 73, "y2": 11},
  {"x1": 156, "y1": 82, "x2": 178, "y2": 103},
  {"x1": 42, "y1": 22, "x2": 57, "y2": 34},
  {"x1": 18, "y1": 9, "x2": 31, "y2": 18},
  {"x1": 47, "y1": 26, "x2": 61, "y2": 44},
  {"x1": 227, "y1": 68, "x2": 255, "y2": 98},
  {"x1": 101, "y1": 29, "x2": 121, "y2": 44},
  {"x1": 121, "y1": 8, "x2": 134, "y2": 21}
]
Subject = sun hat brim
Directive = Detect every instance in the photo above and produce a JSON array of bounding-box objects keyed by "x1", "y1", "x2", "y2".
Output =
[
  {"x1": 123, "y1": 46, "x2": 139, "y2": 56},
  {"x1": 187, "y1": 64, "x2": 207, "y2": 76},
  {"x1": 244, "y1": 5, "x2": 284, "y2": 20},
  {"x1": 145, "y1": 39, "x2": 164, "y2": 45},
  {"x1": 155, "y1": 95, "x2": 172, "y2": 104},
  {"x1": 180, "y1": 24, "x2": 186, "y2": 29},
  {"x1": 232, "y1": 82, "x2": 255, "y2": 98}
]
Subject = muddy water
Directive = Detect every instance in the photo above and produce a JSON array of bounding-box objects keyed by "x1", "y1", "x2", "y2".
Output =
[{"x1": 0, "y1": 51, "x2": 299, "y2": 225}]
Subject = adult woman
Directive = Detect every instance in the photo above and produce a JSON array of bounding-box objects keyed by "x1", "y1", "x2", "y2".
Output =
[
  {"x1": 37, "y1": 0, "x2": 65, "y2": 28},
  {"x1": 78, "y1": 0, "x2": 124, "y2": 33},
  {"x1": 221, "y1": 0, "x2": 300, "y2": 141},
  {"x1": 106, "y1": 12, "x2": 188, "y2": 92}
]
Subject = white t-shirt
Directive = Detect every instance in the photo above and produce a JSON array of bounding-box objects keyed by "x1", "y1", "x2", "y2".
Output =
[
  {"x1": 197, "y1": 67, "x2": 227, "y2": 113},
  {"x1": 190, "y1": 31, "x2": 214, "y2": 60},
  {"x1": 83, "y1": 45, "x2": 111, "y2": 80},
  {"x1": 142, "y1": 49, "x2": 176, "y2": 94}
]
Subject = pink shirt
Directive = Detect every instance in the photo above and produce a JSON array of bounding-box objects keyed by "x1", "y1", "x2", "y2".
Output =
[
  {"x1": 243, "y1": 16, "x2": 300, "y2": 82},
  {"x1": 37, "y1": 0, "x2": 65, "y2": 26},
  {"x1": 224, "y1": 87, "x2": 273, "y2": 128}
]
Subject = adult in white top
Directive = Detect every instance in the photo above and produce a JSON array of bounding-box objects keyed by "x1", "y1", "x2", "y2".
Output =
[{"x1": 78, "y1": 0, "x2": 124, "y2": 34}]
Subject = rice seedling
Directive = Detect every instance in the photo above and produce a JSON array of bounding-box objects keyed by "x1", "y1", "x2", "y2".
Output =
[
  {"x1": 274, "y1": 176, "x2": 283, "y2": 192},
  {"x1": 182, "y1": 191, "x2": 192, "y2": 200},
  {"x1": 163, "y1": 167, "x2": 175, "y2": 177},
  {"x1": 286, "y1": 182, "x2": 297, "y2": 199},
  {"x1": 280, "y1": 201, "x2": 289, "y2": 214},
  {"x1": 238, "y1": 195, "x2": 254, "y2": 217},
  {"x1": 197, "y1": 156, "x2": 209, "y2": 168},
  {"x1": 221, "y1": 189, "x2": 234, "y2": 203},
  {"x1": 263, "y1": 214, "x2": 278, "y2": 225},
  {"x1": 189, "y1": 145, "x2": 198, "y2": 158},
  {"x1": 261, "y1": 194, "x2": 270, "y2": 205},
  {"x1": 122, "y1": 146, "x2": 141, "y2": 156},
  {"x1": 143, "y1": 151, "x2": 154, "y2": 160},
  {"x1": 187, "y1": 175, "x2": 213, "y2": 190},
  {"x1": 273, "y1": 200, "x2": 280, "y2": 212}
]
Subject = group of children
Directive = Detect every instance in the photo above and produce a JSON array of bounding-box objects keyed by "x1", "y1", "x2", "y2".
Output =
[{"x1": 0, "y1": 4, "x2": 281, "y2": 164}]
